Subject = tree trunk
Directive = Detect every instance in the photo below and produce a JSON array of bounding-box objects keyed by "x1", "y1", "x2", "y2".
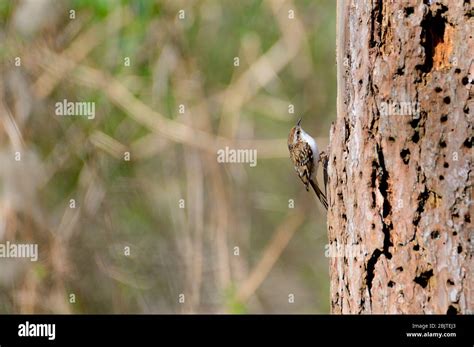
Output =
[{"x1": 328, "y1": 0, "x2": 472, "y2": 314}]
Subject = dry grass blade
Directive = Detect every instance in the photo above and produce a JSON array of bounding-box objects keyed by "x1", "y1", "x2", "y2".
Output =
[{"x1": 236, "y1": 207, "x2": 306, "y2": 303}]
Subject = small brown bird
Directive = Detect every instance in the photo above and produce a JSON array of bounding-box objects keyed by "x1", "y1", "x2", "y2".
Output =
[{"x1": 288, "y1": 118, "x2": 328, "y2": 209}]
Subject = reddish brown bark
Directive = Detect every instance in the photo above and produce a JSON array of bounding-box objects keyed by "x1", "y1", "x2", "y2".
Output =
[{"x1": 329, "y1": 0, "x2": 472, "y2": 314}]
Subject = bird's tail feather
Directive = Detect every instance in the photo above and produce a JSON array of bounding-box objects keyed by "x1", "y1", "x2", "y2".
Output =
[{"x1": 310, "y1": 179, "x2": 328, "y2": 210}]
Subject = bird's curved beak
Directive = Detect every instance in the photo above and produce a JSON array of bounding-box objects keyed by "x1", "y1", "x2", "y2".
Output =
[{"x1": 296, "y1": 118, "x2": 302, "y2": 126}]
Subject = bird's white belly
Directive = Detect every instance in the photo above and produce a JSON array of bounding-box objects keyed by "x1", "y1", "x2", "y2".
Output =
[{"x1": 301, "y1": 131, "x2": 319, "y2": 178}]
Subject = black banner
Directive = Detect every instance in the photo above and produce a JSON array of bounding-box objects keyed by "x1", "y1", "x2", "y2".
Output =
[{"x1": 0, "y1": 314, "x2": 471, "y2": 346}]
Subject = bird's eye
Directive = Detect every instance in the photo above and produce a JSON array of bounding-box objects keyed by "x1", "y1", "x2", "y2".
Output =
[{"x1": 296, "y1": 130, "x2": 300, "y2": 135}]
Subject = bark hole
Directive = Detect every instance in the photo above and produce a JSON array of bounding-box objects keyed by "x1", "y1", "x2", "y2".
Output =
[
  {"x1": 413, "y1": 269, "x2": 434, "y2": 288},
  {"x1": 417, "y1": 5, "x2": 448, "y2": 73}
]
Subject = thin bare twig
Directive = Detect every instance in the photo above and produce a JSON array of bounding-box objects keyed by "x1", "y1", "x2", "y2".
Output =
[
  {"x1": 32, "y1": 7, "x2": 131, "y2": 99},
  {"x1": 236, "y1": 207, "x2": 306, "y2": 303},
  {"x1": 36, "y1": 51, "x2": 289, "y2": 158}
]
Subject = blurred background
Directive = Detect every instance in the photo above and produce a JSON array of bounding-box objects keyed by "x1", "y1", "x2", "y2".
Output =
[{"x1": 0, "y1": 0, "x2": 336, "y2": 313}]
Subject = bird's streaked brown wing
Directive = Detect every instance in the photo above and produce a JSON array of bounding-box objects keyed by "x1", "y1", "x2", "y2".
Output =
[{"x1": 290, "y1": 141, "x2": 314, "y2": 190}]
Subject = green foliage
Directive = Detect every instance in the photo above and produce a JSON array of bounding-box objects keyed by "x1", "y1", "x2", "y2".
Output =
[
  {"x1": 225, "y1": 285, "x2": 248, "y2": 314},
  {"x1": 72, "y1": 0, "x2": 115, "y2": 18}
]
